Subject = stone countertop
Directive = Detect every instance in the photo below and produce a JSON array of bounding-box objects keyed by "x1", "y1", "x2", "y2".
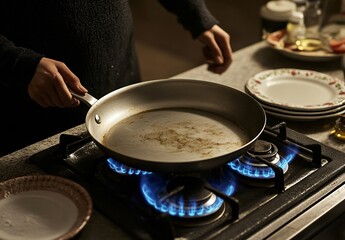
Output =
[{"x1": 0, "y1": 41, "x2": 344, "y2": 239}]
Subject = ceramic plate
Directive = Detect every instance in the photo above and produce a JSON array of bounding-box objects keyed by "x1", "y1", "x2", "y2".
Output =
[
  {"x1": 265, "y1": 107, "x2": 345, "y2": 121},
  {"x1": 0, "y1": 175, "x2": 92, "y2": 240},
  {"x1": 260, "y1": 100, "x2": 345, "y2": 116},
  {"x1": 266, "y1": 30, "x2": 342, "y2": 62},
  {"x1": 246, "y1": 68, "x2": 345, "y2": 111}
]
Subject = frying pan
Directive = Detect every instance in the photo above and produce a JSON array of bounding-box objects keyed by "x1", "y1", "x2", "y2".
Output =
[{"x1": 72, "y1": 79, "x2": 266, "y2": 173}]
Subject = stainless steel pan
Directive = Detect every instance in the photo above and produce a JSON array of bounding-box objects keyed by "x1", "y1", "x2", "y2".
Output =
[{"x1": 72, "y1": 79, "x2": 266, "y2": 173}]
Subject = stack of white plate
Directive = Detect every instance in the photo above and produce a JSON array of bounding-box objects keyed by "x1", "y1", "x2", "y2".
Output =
[{"x1": 245, "y1": 68, "x2": 345, "y2": 121}]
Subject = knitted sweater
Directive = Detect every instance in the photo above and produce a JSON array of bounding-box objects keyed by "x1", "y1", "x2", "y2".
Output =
[{"x1": 0, "y1": 0, "x2": 218, "y2": 155}]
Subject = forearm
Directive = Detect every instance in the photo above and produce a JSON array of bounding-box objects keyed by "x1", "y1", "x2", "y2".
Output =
[
  {"x1": 158, "y1": 0, "x2": 219, "y2": 38},
  {"x1": 0, "y1": 35, "x2": 43, "y2": 88}
]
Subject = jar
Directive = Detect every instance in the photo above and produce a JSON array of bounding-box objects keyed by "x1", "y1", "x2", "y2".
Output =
[{"x1": 260, "y1": 0, "x2": 297, "y2": 35}]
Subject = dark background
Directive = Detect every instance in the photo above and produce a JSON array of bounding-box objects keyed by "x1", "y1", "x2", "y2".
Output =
[{"x1": 129, "y1": 0, "x2": 268, "y2": 80}]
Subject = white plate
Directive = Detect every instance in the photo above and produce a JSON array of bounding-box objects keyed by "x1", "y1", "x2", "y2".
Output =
[
  {"x1": 265, "y1": 107, "x2": 345, "y2": 121},
  {"x1": 260, "y1": 100, "x2": 345, "y2": 115},
  {"x1": 0, "y1": 175, "x2": 92, "y2": 240},
  {"x1": 266, "y1": 30, "x2": 342, "y2": 62},
  {"x1": 246, "y1": 68, "x2": 345, "y2": 111}
]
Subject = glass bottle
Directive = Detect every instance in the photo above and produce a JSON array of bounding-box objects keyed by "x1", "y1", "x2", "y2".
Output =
[
  {"x1": 286, "y1": 11, "x2": 306, "y2": 44},
  {"x1": 303, "y1": 0, "x2": 322, "y2": 39},
  {"x1": 331, "y1": 114, "x2": 345, "y2": 140}
]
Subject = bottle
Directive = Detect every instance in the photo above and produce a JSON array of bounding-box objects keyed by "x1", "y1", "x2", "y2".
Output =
[
  {"x1": 303, "y1": 0, "x2": 322, "y2": 39},
  {"x1": 331, "y1": 114, "x2": 345, "y2": 140},
  {"x1": 286, "y1": 11, "x2": 306, "y2": 44}
]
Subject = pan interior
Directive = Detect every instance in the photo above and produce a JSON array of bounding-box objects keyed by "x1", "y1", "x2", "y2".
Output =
[{"x1": 102, "y1": 108, "x2": 249, "y2": 163}]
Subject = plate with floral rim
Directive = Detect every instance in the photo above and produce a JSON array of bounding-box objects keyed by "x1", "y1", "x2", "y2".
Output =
[
  {"x1": 264, "y1": 107, "x2": 345, "y2": 121},
  {"x1": 245, "y1": 68, "x2": 345, "y2": 112},
  {"x1": 259, "y1": 100, "x2": 345, "y2": 115}
]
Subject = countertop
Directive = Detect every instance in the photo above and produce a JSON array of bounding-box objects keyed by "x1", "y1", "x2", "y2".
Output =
[
  {"x1": 0, "y1": 40, "x2": 344, "y2": 239},
  {"x1": 173, "y1": 41, "x2": 345, "y2": 153}
]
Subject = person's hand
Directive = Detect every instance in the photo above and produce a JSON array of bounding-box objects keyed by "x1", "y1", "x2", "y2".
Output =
[
  {"x1": 197, "y1": 25, "x2": 233, "y2": 74},
  {"x1": 28, "y1": 57, "x2": 88, "y2": 108}
]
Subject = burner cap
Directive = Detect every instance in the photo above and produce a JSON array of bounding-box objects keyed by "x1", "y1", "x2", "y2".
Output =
[
  {"x1": 248, "y1": 139, "x2": 272, "y2": 154},
  {"x1": 165, "y1": 176, "x2": 212, "y2": 204},
  {"x1": 247, "y1": 140, "x2": 278, "y2": 161}
]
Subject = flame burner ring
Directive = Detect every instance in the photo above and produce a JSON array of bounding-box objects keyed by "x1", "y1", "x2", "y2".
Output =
[
  {"x1": 164, "y1": 176, "x2": 217, "y2": 212},
  {"x1": 141, "y1": 174, "x2": 234, "y2": 225},
  {"x1": 107, "y1": 158, "x2": 152, "y2": 176},
  {"x1": 229, "y1": 140, "x2": 290, "y2": 180}
]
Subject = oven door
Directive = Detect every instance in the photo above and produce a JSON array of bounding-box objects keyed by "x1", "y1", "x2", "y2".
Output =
[{"x1": 312, "y1": 211, "x2": 345, "y2": 240}]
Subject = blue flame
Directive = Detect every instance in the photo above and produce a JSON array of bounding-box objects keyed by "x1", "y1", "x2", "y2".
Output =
[
  {"x1": 228, "y1": 150, "x2": 296, "y2": 179},
  {"x1": 107, "y1": 158, "x2": 152, "y2": 176},
  {"x1": 140, "y1": 174, "x2": 235, "y2": 218}
]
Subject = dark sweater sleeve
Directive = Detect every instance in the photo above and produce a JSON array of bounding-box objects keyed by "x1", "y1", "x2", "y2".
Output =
[
  {"x1": 158, "y1": 0, "x2": 219, "y2": 38},
  {"x1": 0, "y1": 35, "x2": 43, "y2": 88}
]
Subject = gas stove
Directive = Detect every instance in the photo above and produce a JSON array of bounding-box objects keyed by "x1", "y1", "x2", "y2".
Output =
[{"x1": 29, "y1": 122, "x2": 345, "y2": 240}]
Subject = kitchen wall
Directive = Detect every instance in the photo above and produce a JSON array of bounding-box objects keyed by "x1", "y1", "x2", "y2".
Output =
[{"x1": 129, "y1": 0, "x2": 268, "y2": 80}]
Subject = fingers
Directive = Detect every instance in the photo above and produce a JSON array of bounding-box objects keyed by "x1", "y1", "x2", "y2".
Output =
[
  {"x1": 28, "y1": 57, "x2": 86, "y2": 108},
  {"x1": 200, "y1": 30, "x2": 224, "y2": 65},
  {"x1": 198, "y1": 25, "x2": 233, "y2": 74},
  {"x1": 52, "y1": 61, "x2": 84, "y2": 107},
  {"x1": 215, "y1": 29, "x2": 232, "y2": 71},
  {"x1": 202, "y1": 46, "x2": 231, "y2": 74},
  {"x1": 57, "y1": 62, "x2": 88, "y2": 94},
  {"x1": 51, "y1": 69, "x2": 79, "y2": 108}
]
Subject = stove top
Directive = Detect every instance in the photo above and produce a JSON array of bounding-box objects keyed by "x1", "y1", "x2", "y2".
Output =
[{"x1": 29, "y1": 122, "x2": 345, "y2": 240}]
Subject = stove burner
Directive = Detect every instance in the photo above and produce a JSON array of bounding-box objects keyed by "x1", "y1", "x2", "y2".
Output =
[
  {"x1": 140, "y1": 174, "x2": 235, "y2": 223},
  {"x1": 107, "y1": 158, "x2": 152, "y2": 176},
  {"x1": 228, "y1": 140, "x2": 295, "y2": 179}
]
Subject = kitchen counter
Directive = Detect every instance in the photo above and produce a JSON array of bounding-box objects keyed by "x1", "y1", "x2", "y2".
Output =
[
  {"x1": 173, "y1": 41, "x2": 345, "y2": 153},
  {"x1": 0, "y1": 40, "x2": 344, "y2": 239}
]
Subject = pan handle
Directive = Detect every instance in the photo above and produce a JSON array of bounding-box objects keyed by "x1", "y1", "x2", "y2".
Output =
[{"x1": 70, "y1": 90, "x2": 98, "y2": 107}]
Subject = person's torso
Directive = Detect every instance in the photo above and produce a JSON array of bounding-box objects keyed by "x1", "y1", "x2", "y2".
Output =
[{"x1": 0, "y1": 0, "x2": 140, "y2": 98}]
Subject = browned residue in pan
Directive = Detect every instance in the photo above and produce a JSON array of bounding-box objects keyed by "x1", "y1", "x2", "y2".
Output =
[
  {"x1": 104, "y1": 109, "x2": 248, "y2": 160},
  {"x1": 140, "y1": 120, "x2": 241, "y2": 156}
]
